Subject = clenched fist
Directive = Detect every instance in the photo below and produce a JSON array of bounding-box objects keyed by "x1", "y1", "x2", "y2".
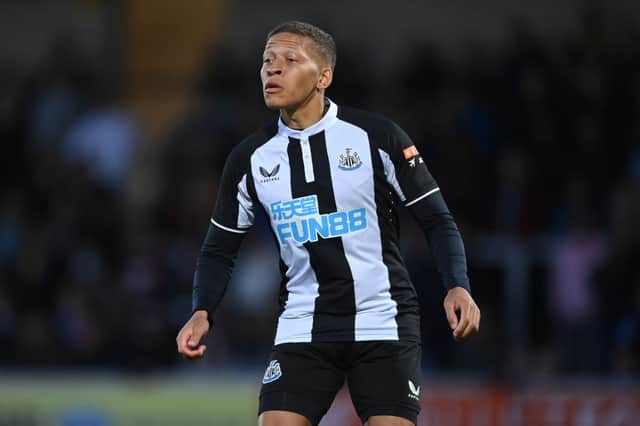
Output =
[
  {"x1": 176, "y1": 310, "x2": 210, "y2": 359},
  {"x1": 444, "y1": 286, "x2": 480, "y2": 341}
]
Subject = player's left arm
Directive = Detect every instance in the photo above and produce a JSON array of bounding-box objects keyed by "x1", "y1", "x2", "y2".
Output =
[
  {"x1": 385, "y1": 121, "x2": 480, "y2": 341},
  {"x1": 408, "y1": 190, "x2": 480, "y2": 341}
]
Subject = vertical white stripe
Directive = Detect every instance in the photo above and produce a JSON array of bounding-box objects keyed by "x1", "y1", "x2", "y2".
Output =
[
  {"x1": 236, "y1": 174, "x2": 254, "y2": 228},
  {"x1": 274, "y1": 242, "x2": 319, "y2": 344},
  {"x1": 327, "y1": 121, "x2": 399, "y2": 341},
  {"x1": 251, "y1": 135, "x2": 319, "y2": 344},
  {"x1": 378, "y1": 149, "x2": 406, "y2": 202},
  {"x1": 300, "y1": 137, "x2": 315, "y2": 183}
]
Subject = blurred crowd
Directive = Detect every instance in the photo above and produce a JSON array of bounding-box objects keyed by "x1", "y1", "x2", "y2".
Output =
[{"x1": 1, "y1": 10, "x2": 639, "y2": 378}]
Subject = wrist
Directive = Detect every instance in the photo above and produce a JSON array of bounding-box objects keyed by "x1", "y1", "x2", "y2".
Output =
[
  {"x1": 448, "y1": 284, "x2": 470, "y2": 294},
  {"x1": 193, "y1": 309, "x2": 209, "y2": 320}
]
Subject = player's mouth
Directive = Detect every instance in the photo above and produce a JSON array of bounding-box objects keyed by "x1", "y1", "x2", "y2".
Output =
[{"x1": 265, "y1": 81, "x2": 283, "y2": 94}]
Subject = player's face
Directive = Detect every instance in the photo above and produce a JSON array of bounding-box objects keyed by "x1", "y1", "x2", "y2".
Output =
[{"x1": 261, "y1": 33, "x2": 327, "y2": 110}]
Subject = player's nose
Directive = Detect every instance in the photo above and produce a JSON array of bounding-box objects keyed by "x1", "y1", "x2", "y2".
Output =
[
  {"x1": 266, "y1": 67, "x2": 282, "y2": 76},
  {"x1": 266, "y1": 58, "x2": 284, "y2": 76}
]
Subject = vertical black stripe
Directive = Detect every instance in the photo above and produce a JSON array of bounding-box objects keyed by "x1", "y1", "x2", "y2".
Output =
[
  {"x1": 288, "y1": 132, "x2": 356, "y2": 341},
  {"x1": 368, "y1": 137, "x2": 421, "y2": 342},
  {"x1": 245, "y1": 163, "x2": 259, "y2": 216}
]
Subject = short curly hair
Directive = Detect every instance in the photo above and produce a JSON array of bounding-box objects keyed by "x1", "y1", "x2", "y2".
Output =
[{"x1": 266, "y1": 21, "x2": 336, "y2": 70}]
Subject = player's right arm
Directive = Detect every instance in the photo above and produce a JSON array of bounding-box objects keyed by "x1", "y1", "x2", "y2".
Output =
[{"x1": 177, "y1": 145, "x2": 255, "y2": 359}]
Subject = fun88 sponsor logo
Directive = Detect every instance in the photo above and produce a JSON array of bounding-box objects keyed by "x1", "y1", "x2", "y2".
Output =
[{"x1": 270, "y1": 195, "x2": 367, "y2": 245}]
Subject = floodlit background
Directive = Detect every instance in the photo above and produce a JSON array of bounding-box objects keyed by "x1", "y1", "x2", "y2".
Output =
[{"x1": 1, "y1": 0, "x2": 640, "y2": 425}]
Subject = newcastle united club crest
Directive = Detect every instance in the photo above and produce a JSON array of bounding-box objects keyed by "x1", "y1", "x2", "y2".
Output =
[{"x1": 338, "y1": 147, "x2": 362, "y2": 170}]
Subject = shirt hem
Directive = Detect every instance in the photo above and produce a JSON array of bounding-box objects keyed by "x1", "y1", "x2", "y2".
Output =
[{"x1": 274, "y1": 332, "x2": 421, "y2": 345}]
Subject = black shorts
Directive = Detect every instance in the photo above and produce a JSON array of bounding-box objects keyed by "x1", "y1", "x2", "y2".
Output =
[{"x1": 258, "y1": 340, "x2": 421, "y2": 425}]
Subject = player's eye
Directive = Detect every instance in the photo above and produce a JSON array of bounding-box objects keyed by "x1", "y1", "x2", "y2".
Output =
[{"x1": 287, "y1": 57, "x2": 296, "y2": 62}]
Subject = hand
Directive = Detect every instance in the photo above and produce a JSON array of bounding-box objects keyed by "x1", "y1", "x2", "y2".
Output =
[
  {"x1": 443, "y1": 286, "x2": 480, "y2": 341},
  {"x1": 176, "y1": 310, "x2": 210, "y2": 359}
]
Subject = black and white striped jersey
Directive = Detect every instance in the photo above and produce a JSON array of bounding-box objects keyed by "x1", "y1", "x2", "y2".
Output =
[{"x1": 204, "y1": 99, "x2": 467, "y2": 344}]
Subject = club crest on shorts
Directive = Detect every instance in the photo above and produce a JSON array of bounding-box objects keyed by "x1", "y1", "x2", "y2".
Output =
[
  {"x1": 262, "y1": 360, "x2": 282, "y2": 384},
  {"x1": 338, "y1": 147, "x2": 362, "y2": 170}
]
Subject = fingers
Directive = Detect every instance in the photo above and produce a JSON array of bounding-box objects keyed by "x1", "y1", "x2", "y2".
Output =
[
  {"x1": 454, "y1": 303, "x2": 480, "y2": 341},
  {"x1": 444, "y1": 288, "x2": 481, "y2": 342},
  {"x1": 178, "y1": 332, "x2": 207, "y2": 359},
  {"x1": 460, "y1": 309, "x2": 477, "y2": 340},
  {"x1": 453, "y1": 304, "x2": 470, "y2": 340},
  {"x1": 181, "y1": 343, "x2": 207, "y2": 359},
  {"x1": 177, "y1": 323, "x2": 208, "y2": 360},
  {"x1": 470, "y1": 310, "x2": 480, "y2": 337},
  {"x1": 444, "y1": 301, "x2": 458, "y2": 330}
]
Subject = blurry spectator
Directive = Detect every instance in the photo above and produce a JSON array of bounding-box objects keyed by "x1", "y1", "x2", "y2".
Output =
[
  {"x1": 547, "y1": 176, "x2": 607, "y2": 373},
  {"x1": 27, "y1": 34, "x2": 91, "y2": 148},
  {"x1": 62, "y1": 81, "x2": 138, "y2": 193},
  {"x1": 54, "y1": 286, "x2": 102, "y2": 363}
]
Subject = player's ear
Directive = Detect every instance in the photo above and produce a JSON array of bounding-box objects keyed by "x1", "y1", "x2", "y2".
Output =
[{"x1": 317, "y1": 66, "x2": 333, "y2": 90}]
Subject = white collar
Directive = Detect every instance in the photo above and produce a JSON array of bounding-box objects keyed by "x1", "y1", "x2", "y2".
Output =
[{"x1": 277, "y1": 98, "x2": 338, "y2": 138}]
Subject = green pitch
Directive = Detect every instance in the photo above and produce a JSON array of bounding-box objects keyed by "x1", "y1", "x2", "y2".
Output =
[{"x1": 0, "y1": 375, "x2": 259, "y2": 426}]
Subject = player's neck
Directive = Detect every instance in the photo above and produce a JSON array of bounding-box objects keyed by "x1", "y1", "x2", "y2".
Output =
[{"x1": 280, "y1": 93, "x2": 327, "y2": 130}]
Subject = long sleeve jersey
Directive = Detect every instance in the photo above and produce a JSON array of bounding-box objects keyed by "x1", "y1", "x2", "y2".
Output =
[{"x1": 193, "y1": 99, "x2": 470, "y2": 344}]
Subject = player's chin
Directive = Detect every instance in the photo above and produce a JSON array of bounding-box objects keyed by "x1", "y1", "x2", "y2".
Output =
[{"x1": 263, "y1": 94, "x2": 290, "y2": 110}]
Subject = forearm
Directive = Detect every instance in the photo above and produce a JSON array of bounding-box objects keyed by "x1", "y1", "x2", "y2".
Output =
[
  {"x1": 192, "y1": 223, "x2": 245, "y2": 319},
  {"x1": 408, "y1": 191, "x2": 470, "y2": 292}
]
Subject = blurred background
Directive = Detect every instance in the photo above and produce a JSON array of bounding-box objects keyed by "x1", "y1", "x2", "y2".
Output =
[{"x1": 1, "y1": 0, "x2": 640, "y2": 424}]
